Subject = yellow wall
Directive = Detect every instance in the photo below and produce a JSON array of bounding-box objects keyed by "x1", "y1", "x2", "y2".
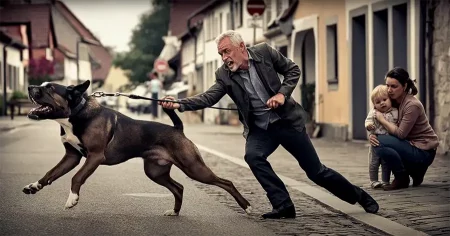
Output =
[
  {"x1": 103, "y1": 66, "x2": 129, "y2": 92},
  {"x1": 295, "y1": 0, "x2": 349, "y2": 125}
]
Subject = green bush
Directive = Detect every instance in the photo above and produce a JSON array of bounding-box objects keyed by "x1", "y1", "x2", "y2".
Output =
[{"x1": 10, "y1": 90, "x2": 28, "y2": 101}]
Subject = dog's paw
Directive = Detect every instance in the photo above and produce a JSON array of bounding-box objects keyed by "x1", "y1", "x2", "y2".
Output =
[
  {"x1": 245, "y1": 206, "x2": 252, "y2": 214},
  {"x1": 64, "y1": 191, "x2": 79, "y2": 209},
  {"x1": 22, "y1": 181, "x2": 42, "y2": 194},
  {"x1": 163, "y1": 209, "x2": 179, "y2": 216}
]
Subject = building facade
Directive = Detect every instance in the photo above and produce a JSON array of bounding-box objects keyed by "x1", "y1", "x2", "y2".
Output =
[{"x1": 170, "y1": 0, "x2": 449, "y2": 155}]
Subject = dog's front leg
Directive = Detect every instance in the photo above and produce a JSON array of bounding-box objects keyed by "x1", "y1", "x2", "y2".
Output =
[
  {"x1": 65, "y1": 151, "x2": 104, "y2": 209},
  {"x1": 23, "y1": 143, "x2": 82, "y2": 194}
]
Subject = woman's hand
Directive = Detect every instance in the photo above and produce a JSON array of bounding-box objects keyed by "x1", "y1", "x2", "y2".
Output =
[{"x1": 369, "y1": 134, "x2": 380, "y2": 147}]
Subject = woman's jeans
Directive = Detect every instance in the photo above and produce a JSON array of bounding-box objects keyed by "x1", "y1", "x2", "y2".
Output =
[{"x1": 373, "y1": 135, "x2": 436, "y2": 177}]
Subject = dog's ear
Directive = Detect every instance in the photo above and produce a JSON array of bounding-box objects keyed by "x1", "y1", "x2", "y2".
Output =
[{"x1": 73, "y1": 80, "x2": 90, "y2": 94}]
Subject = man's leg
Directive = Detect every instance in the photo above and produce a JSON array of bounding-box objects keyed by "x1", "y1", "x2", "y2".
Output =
[
  {"x1": 275, "y1": 122, "x2": 378, "y2": 213},
  {"x1": 244, "y1": 126, "x2": 289, "y2": 208},
  {"x1": 151, "y1": 92, "x2": 158, "y2": 118}
]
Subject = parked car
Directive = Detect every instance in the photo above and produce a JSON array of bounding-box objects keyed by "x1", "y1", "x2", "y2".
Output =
[
  {"x1": 126, "y1": 84, "x2": 152, "y2": 113},
  {"x1": 165, "y1": 81, "x2": 189, "y2": 99},
  {"x1": 98, "y1": 96, "x2": 118, "y2": 109}
]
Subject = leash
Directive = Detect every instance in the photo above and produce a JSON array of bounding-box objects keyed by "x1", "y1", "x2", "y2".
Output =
[{"x1": 90, "y1": 91, "x2": 271, "y2": 112}]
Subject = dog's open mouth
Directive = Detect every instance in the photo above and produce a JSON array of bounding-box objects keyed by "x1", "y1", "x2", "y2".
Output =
[
  {"x1": 30, "y1": 105, "x2": 53, "y2": 114},
  {"x1": 28, "y1": 97, "x2": 54, "y2": 119}
]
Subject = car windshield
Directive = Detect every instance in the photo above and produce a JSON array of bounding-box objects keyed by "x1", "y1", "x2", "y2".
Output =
[{"x1": 132, "y1": 85, "x2": 148, "y2": 96}]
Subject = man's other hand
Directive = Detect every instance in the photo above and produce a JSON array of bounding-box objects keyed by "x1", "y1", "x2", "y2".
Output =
[
  {"x1": 266, "y1": 93, "x2": 285, "y2": 109},
  {"x1": 159, "y1": 96, "x2": 180, "y2": 109}
]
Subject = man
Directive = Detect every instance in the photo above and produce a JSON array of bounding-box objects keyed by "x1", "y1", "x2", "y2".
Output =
[
  {"x1": 149, "y1": 71, "x2": 162, "y2": 119},
  {"x1": 160, "y1": 30, "x2": 379, "y2": 219}
]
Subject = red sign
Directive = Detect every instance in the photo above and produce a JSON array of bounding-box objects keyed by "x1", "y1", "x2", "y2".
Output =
[
  {"x1": 247, "y1": 0, "x2": 266, "y2": 16},
  {"x1": 154, "y1": 59, "x2": 168, "y2": 73}
]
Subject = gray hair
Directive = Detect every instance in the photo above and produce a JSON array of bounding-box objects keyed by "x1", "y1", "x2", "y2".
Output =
[{"x1": 215, "y1": 30, "x2": 244, "y2": 46}]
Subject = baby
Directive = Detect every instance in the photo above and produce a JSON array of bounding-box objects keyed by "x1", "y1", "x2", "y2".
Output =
[{"x1": 365, "y1": 85, "x2": 398, "y2": 189}]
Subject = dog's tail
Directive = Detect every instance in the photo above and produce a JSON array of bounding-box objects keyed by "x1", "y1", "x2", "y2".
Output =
[{"x1": 163, "y1": 108, "x2": 183, "y2": 131}]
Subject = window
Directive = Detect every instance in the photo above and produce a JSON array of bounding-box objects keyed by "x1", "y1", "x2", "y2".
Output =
[
  {"x1": 6, "y1": 64, "x2": 19, "y2": 91},
  {"x1": 276, "y1": 0, "x2": 283, "y2": 16},
  {"x1": 206, "y1": 13, "x2": 217, "y2": 41},
  {"x1": 219, "y1": 13, "x2": 223, "y2": 34},
  {"x1": 234, "y1": 0, "x2": 242, "y2": 28},
  {"x1": 263, "y1": 0, "x2": 272, "y2": 31},
  {"x1": 0, "y1": 61, "x2": 2, "y2": 90},
  {"x1": 278, "y1": 45, "x2": 287, "y2": 57},
  {"x1": 226, "y1": 12, "x2": 231, "y2": 30},
  {"x1": 326, "y1": 21, "x2": 338, "y2": 88}
]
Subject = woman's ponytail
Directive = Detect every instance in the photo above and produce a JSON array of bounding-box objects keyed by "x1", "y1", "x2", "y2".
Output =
[{"x1": 407, "y1": 78, "x2": 418, "y2": 95}]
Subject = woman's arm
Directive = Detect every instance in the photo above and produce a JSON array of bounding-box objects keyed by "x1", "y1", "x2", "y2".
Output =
[
  {"x1": 375, "y1": 105, "x2": 420, "y2": 139},
  {"x1": 375, "y1": 113, "x2": 398, "y2": 134}
]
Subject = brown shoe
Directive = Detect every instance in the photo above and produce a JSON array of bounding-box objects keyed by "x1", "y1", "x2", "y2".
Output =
[{"x1": 383, "y1": 175, "x2": 409, "y2": 191}]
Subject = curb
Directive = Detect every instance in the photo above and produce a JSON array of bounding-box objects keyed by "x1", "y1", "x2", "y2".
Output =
[{"x1": 0, "y1": 123, "x2": 33, "y2": 133}]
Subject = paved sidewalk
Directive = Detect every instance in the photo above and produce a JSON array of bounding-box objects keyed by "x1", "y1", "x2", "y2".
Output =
[{"x1": 0, "y1": 115, "x2": 34, "y2": 132}]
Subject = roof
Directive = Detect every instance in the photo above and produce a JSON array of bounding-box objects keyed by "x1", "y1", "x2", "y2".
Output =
[
  {"x1": 54, "y1": 1, "x2": 112, "y2": 81},
  {"x1": 0, "y1": 1, "x2": 112, "y2": 82},
  {"x1": 0, "y1": 3, "x2": 51, "y2": 48},
  {"x1": 267, "y1": 0, "x2": 299, "y2": 30},
  {"x1": 0, "y1": 30, "x2": 27, "y2": 49},
  {"x1": 169, "y1": 0, "x2": 211, "y2": 38}
]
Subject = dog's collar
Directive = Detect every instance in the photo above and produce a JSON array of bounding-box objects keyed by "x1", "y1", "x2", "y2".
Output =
[{"x1": 70, "y1": 97, "x2": 86, "y2": 117}]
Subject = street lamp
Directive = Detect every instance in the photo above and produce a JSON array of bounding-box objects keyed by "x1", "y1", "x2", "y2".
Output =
[{"x1": 76, "y1": 37, "x2": 100, "y2": 85}]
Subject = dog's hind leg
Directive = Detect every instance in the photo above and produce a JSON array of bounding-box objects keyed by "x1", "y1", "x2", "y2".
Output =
[
  {"x1": 143, "y1": 159, "x2": 184, "y2": 216},
  {"x1": 180, "y1": 156, "x2": 252, "y2": 214}
]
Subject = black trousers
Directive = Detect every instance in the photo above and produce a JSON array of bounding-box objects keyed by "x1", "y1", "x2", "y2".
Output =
[
  {"x1": 151, "y1": 92, "x2": 158, "y2": 118},
  {"x1": 244, "y1": 120, "x2": 363, "y2": 208}
]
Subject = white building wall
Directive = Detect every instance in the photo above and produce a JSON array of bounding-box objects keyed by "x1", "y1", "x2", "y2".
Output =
[
  {"x1": 3, "y1": 45, "x2": 25, "y2": 93},
  {"x1": 64, "y1": 57, "x2": 77, "y2": 85}
]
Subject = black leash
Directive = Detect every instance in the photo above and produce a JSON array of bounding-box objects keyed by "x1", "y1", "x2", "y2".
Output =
[{"x1": 90, "y1": 91, "x2": 271, "y2": 112}]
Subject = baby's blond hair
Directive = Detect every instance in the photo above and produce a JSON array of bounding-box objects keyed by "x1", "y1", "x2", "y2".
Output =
[{"x1": 370, "y1": 85, "x2": 389, "y2": 104}]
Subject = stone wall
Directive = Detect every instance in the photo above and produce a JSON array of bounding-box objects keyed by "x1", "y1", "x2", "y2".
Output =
[{"x1": 432, "y1": 0, "x2": 450, "y2": 156}]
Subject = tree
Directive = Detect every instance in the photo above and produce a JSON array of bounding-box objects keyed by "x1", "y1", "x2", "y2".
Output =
[{"x1": 113, "y1": 1, "x2": 169, "y2": 84}]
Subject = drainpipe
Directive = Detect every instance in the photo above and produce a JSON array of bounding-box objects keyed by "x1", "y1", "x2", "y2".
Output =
[
  {"x1": 426, "y1": 0, "x2": 436, "y2": 128},
  {"x1": 186, "y1": 18, "x2": 198, "y2": 70},
  {"x1": 2, "y1": 43, "x2": 10, "y2": 116},
  {"x1": 230, "y1": 0, "x2": 235, "y2": 30},
  {"x1": 419, "y1": 0, "x2": 427, "y2": 111}
]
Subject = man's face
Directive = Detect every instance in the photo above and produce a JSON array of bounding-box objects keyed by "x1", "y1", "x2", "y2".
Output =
[{"x1": 217, "y1": 37, "x2": 246, "y2": 72}]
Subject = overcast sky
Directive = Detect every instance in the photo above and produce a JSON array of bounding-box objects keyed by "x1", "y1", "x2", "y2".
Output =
[{"x1": 61, "y1": 0, "x2": 153, "y2": 52}]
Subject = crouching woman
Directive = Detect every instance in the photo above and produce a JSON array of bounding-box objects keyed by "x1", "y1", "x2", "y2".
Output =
[{"x1": 370, "y1": 67, "x2": 439, "y2": 191}]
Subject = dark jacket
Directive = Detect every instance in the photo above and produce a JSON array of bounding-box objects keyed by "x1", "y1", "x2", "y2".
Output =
[{"x1": 178, "y1": 42, "x2": 307, "y2": 139}]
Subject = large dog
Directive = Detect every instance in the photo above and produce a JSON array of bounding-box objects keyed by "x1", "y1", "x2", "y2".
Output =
[{"x1": 23, "y1": 80, "x2": 252, "y2": 215}]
